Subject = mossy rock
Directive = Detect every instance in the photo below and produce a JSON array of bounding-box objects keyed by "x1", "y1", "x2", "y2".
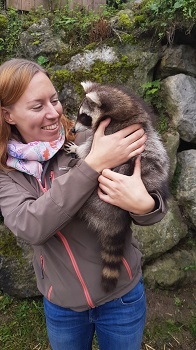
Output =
[{"x1": 0, "y1": 225, "x2": 22, "y2": 259}]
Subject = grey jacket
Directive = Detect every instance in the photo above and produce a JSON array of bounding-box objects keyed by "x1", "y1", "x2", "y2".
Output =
[{"x1": 0, "y1": 130, "x2": 167, "y2": 311}]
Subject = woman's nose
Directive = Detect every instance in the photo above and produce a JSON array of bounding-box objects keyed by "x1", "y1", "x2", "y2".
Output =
[{"x1": 45, "y1": 104, "x2": 59, "y2": 118}]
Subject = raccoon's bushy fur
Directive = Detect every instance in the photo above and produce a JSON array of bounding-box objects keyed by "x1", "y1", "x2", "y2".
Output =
[{"x1": 66, "y1": 81, "x2": 169, "y2": 293}]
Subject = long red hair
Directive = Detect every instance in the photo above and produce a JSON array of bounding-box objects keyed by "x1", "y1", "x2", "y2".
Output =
[{"x1": 0, "y1": 58, "x2": 75, "y2": 170}]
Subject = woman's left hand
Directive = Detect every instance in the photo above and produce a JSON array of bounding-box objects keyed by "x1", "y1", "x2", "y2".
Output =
[{"x1": 97, "y1": 156, "x2": 155, "y2": 215}]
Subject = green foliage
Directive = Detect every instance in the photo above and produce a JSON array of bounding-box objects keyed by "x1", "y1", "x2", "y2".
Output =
[
  {"x1": 174, "y1": 296, "x2": 183, "y2": 307},
  {"x1": 0, "y1": 14, "x2": 8, "y2": 31},
  {"x1": 51, "y1": 7, "x2": 104, "y2": 47},
  {"x1": 37, "y1": 55, "x2": 49, "y2": 67},
  {"x1": 148, "y1": 0, "x2": 196, "y2": 20},
  {"x1": 0, "y1": 37, "x2": 4, "y2": 51},
  {"x1": 106, "y1": 0, "x2": 128, "y2": 10},
  {"x1": 183, "y1": 264, "x2": 196, "y2": 271},
  {"x1": 142, "y1": 80, "x2": 168, "y2": 133},
  {"x1": 118, "y1": 12, "x2": 132, "y2": 30},
  {"x1": 142, "y1": 80, "x2": 161, "y2": 102},
  {"x1": 133, "y1": 0, "x2": 196, "y2": 42},
  {"x1": 189, "y1": 316, "x2": 196, "y2": 338},
  {"x1": 0, "y1": 5, "x2": 117, "y2": 64},
  {"x1": 0, "y1": 8, "x2": 25, "y2": 61}
]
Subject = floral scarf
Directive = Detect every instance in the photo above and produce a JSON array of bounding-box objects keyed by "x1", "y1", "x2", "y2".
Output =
[{"x1": 7, "y1": 124, "x2": 65, "y2": 181}]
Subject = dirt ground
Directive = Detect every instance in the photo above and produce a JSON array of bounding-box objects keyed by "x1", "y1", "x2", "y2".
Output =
[{"x1": 141, "y1": 284, "x2": 196, "y2": 350}]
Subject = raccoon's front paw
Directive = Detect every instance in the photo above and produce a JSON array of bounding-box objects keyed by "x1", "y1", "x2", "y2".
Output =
[{"x1": 64, "y1": 141, "x2": 78, "y2": 156}]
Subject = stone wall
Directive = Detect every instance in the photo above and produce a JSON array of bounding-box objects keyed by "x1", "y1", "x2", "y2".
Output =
[{"x1": 0, "y1": 6, "x2": 195, "y2": 297}]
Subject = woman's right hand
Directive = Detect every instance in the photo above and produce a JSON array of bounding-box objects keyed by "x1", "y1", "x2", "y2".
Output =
[{"x1": 84, "y1": 118, "x2": 147, "y2": 173}]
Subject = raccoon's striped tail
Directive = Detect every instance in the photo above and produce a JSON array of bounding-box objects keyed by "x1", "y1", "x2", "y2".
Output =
[{"x1": 100, "y1": 233, "x2": 126, "y2": 293}]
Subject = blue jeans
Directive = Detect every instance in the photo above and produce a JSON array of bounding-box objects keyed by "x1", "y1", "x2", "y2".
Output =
[{"x1": 44, "y1": 278, "x2": 146, "y2": 350}]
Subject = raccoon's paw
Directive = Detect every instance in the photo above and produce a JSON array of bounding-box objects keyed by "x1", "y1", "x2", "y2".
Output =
[{"x1": 64, "y1": 141, "x2": 78, "y2": 155}]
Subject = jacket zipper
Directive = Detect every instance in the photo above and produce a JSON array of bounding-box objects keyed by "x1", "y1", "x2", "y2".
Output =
[
  {"x1": 37, "y1": 172, "x2": 95, "y2": 309},
  {"x1": 47, "y1": 285, "x2": 53, "y2": 300},
  {"x1": 57, "y1": 231, "x2": 95, "y2": 309},
  {"x1": 37, "y1": 179, "x2": 47, "y2": 193},
  {"x1": 122, "y1": 257, "x2": 133, "y2": 280},
  {"x1": 40, "y1": 255, "x2": 45, "y2": 279}
]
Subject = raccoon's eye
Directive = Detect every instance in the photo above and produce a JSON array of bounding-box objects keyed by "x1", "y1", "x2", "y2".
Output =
[{"x1": 78, "y1": 113, "x2": 92, "y2": 127}]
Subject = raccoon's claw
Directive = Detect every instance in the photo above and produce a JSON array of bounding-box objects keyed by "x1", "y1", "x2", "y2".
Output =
[{"x1": 64, "y1": 141, "x2": 78, "y2": 155}]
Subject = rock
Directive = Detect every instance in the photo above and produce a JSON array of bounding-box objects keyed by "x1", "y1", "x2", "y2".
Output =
[
  {"x1": 132, "y1": 197, "x2": 188, "y2": 261},
  {"x1": 164, "y1": 131, "x2": 180, "y2": 179},
  {"x1": 0, "y1": 224, "x2": 39, "y2": 298},
  {"x1": 59, "y1": 46, "x2": 118, "y2": 71},
  {"x1": 18, "y1": 18, "x2": 68, "y2": 59},
  {"x1": 143, "y1": 247, "x2": 196, "y2": 289},
  {"x1": 118, "y1": 45, "x2": 160, "y2": 95},
  {"x1": 176, "y1": 150, "x2": 196, "y2": 229},
  {"x1": 161, "y1": 74, "x2": 196, "y2": 143},
  {"x1": 158, "y1": 45, "x2": 196, "y2": 79}
]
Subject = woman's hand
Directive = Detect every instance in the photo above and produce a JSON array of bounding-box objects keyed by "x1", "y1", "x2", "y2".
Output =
[
  {"x1": 97, "y1": 156, "x2": 155, "y2": 215},
  {"x1": 85, "y1": 118, "x2": 147, "y2": 173}
]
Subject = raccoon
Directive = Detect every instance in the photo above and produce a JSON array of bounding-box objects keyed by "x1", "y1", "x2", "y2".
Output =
[{"x1": 65, "y1": 81, "x2": 169, "y2": 293}]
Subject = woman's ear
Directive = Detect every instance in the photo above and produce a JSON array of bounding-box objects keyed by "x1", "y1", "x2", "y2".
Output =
[{"x1": 1, "y1": 108, "x2": 16, "y2": 125}]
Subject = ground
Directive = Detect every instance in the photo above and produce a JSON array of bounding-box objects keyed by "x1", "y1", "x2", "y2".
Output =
[
  {"x1": 141, "y1": 284, "x2": 196, "y2": 350},
  {"x1": 0, "y1": 283, "x2": 195, "y2": 349}
]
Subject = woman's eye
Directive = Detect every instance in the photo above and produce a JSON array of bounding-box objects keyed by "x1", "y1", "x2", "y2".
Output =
[
  {"x1": 51, "y1": 99, "x2": 59, "y2": 105},
  {"x1": 32, "y1": 105, "x2": 42, "y2": 111}
]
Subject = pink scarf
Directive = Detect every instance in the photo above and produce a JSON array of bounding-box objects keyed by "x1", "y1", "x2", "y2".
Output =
[{"x1": 7, "y1": 124, "x2": 65, "y2": 181}]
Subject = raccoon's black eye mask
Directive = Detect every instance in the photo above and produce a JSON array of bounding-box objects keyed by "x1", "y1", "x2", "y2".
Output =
[{"x1": 78, "y1": 113, "x2": 92, "y2": 127}]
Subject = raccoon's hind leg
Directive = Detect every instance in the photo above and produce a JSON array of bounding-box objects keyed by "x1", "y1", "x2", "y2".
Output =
[{"x1": 100, "y1": 225, "x2": 129, "y2": 293}]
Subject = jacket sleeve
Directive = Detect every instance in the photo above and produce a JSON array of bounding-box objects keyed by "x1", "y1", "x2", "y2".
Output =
[
  {"x1": 0, "y1": 159, "x2": 99, "y2": 245},
  {"x1": 129, "y1": 191, "x2": 168, "y2": 226}
]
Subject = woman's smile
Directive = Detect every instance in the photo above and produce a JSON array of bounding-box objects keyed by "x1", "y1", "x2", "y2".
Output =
[{"x1": 41, "y1": 122, "x2": 59, "y2": 131}]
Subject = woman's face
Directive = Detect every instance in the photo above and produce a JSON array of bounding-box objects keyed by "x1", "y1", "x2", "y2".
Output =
[{"x1": 4, "y1": 71, "x2": 63, "y2": 143}]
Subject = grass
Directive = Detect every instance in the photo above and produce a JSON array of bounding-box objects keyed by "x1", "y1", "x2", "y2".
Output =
[
  {"x1": 141, "y1": 287, "x2": 196, "y2": 350},
  {"x1": 0, "y1": 294, "x2": 49, "y2": 350},
  {"x1": 0, "y1": 293, "x2": 99, "y2": 350},
  {"x1": 0, "y1": 289, "x2": 195, "y2": 350}
]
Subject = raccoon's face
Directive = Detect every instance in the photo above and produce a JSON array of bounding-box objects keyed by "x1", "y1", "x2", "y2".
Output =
[
  {"x1": 77, "y1": 96, "x2": 104, "y2": 129},
  {"x1": 76, "y1": 81, "x2": 106, "y2": 131}
]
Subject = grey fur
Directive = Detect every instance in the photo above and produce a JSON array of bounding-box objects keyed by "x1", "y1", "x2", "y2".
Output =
[{"x1": 65, "y1": 81, "x2": 169, "y2": 293}]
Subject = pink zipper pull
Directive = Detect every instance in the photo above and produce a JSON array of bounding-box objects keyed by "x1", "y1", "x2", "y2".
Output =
[{"x1": 50, "y1": 170, "x2": 55, "y2": 182}]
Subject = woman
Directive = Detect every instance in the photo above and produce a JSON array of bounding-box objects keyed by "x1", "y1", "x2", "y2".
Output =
[{"x1": 0, "y1": 58, "x2": 167, "y2": 350}]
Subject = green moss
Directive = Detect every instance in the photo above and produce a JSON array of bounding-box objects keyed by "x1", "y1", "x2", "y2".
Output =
[
  {"x1": 120, "y1": 33, "x2": 135, "y2": 44},
  {"x1": 118, "y1": 13, "x2": 132, "y2": 30},
  {"x1": 50, "y1": 69, "x2": 74, "y2": 91},
  {"x1": 133, "y1": 14, "x2": 146, "y2": 27},
  {"x1": 157, "y1": 114, "x2": 169, "y2": 134},
  {"x1": 0, "y1": 14, "x2": 8, "y2": 31},
  {"x1": 0, "y1": 226, "x2": 23, "y2": 259},
  {"x1": 171, "y1": 162, "x2": 182, "y2": 196},
  {"x1": 50, "y1": 55, "x2": 137, "y2": 101},
  {"x1": 84, "y1": 42, "x2": 97, "y2": 51}
]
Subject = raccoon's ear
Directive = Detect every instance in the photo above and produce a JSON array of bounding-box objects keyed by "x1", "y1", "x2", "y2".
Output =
[
  {"x1": 86, "y1": 92, "x2": 101, "y2": 107},
  {"x1": 81, "y1": 81, "x2": 94, "y2": 92}
]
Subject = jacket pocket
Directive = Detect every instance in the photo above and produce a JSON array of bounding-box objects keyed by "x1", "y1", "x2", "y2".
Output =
[
  {"x1": 120, "y1": 278, "x2": 145, "y2": 305},
  {"x1": 40, "y1": 255, "x2": 45, "y2": 279}
]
